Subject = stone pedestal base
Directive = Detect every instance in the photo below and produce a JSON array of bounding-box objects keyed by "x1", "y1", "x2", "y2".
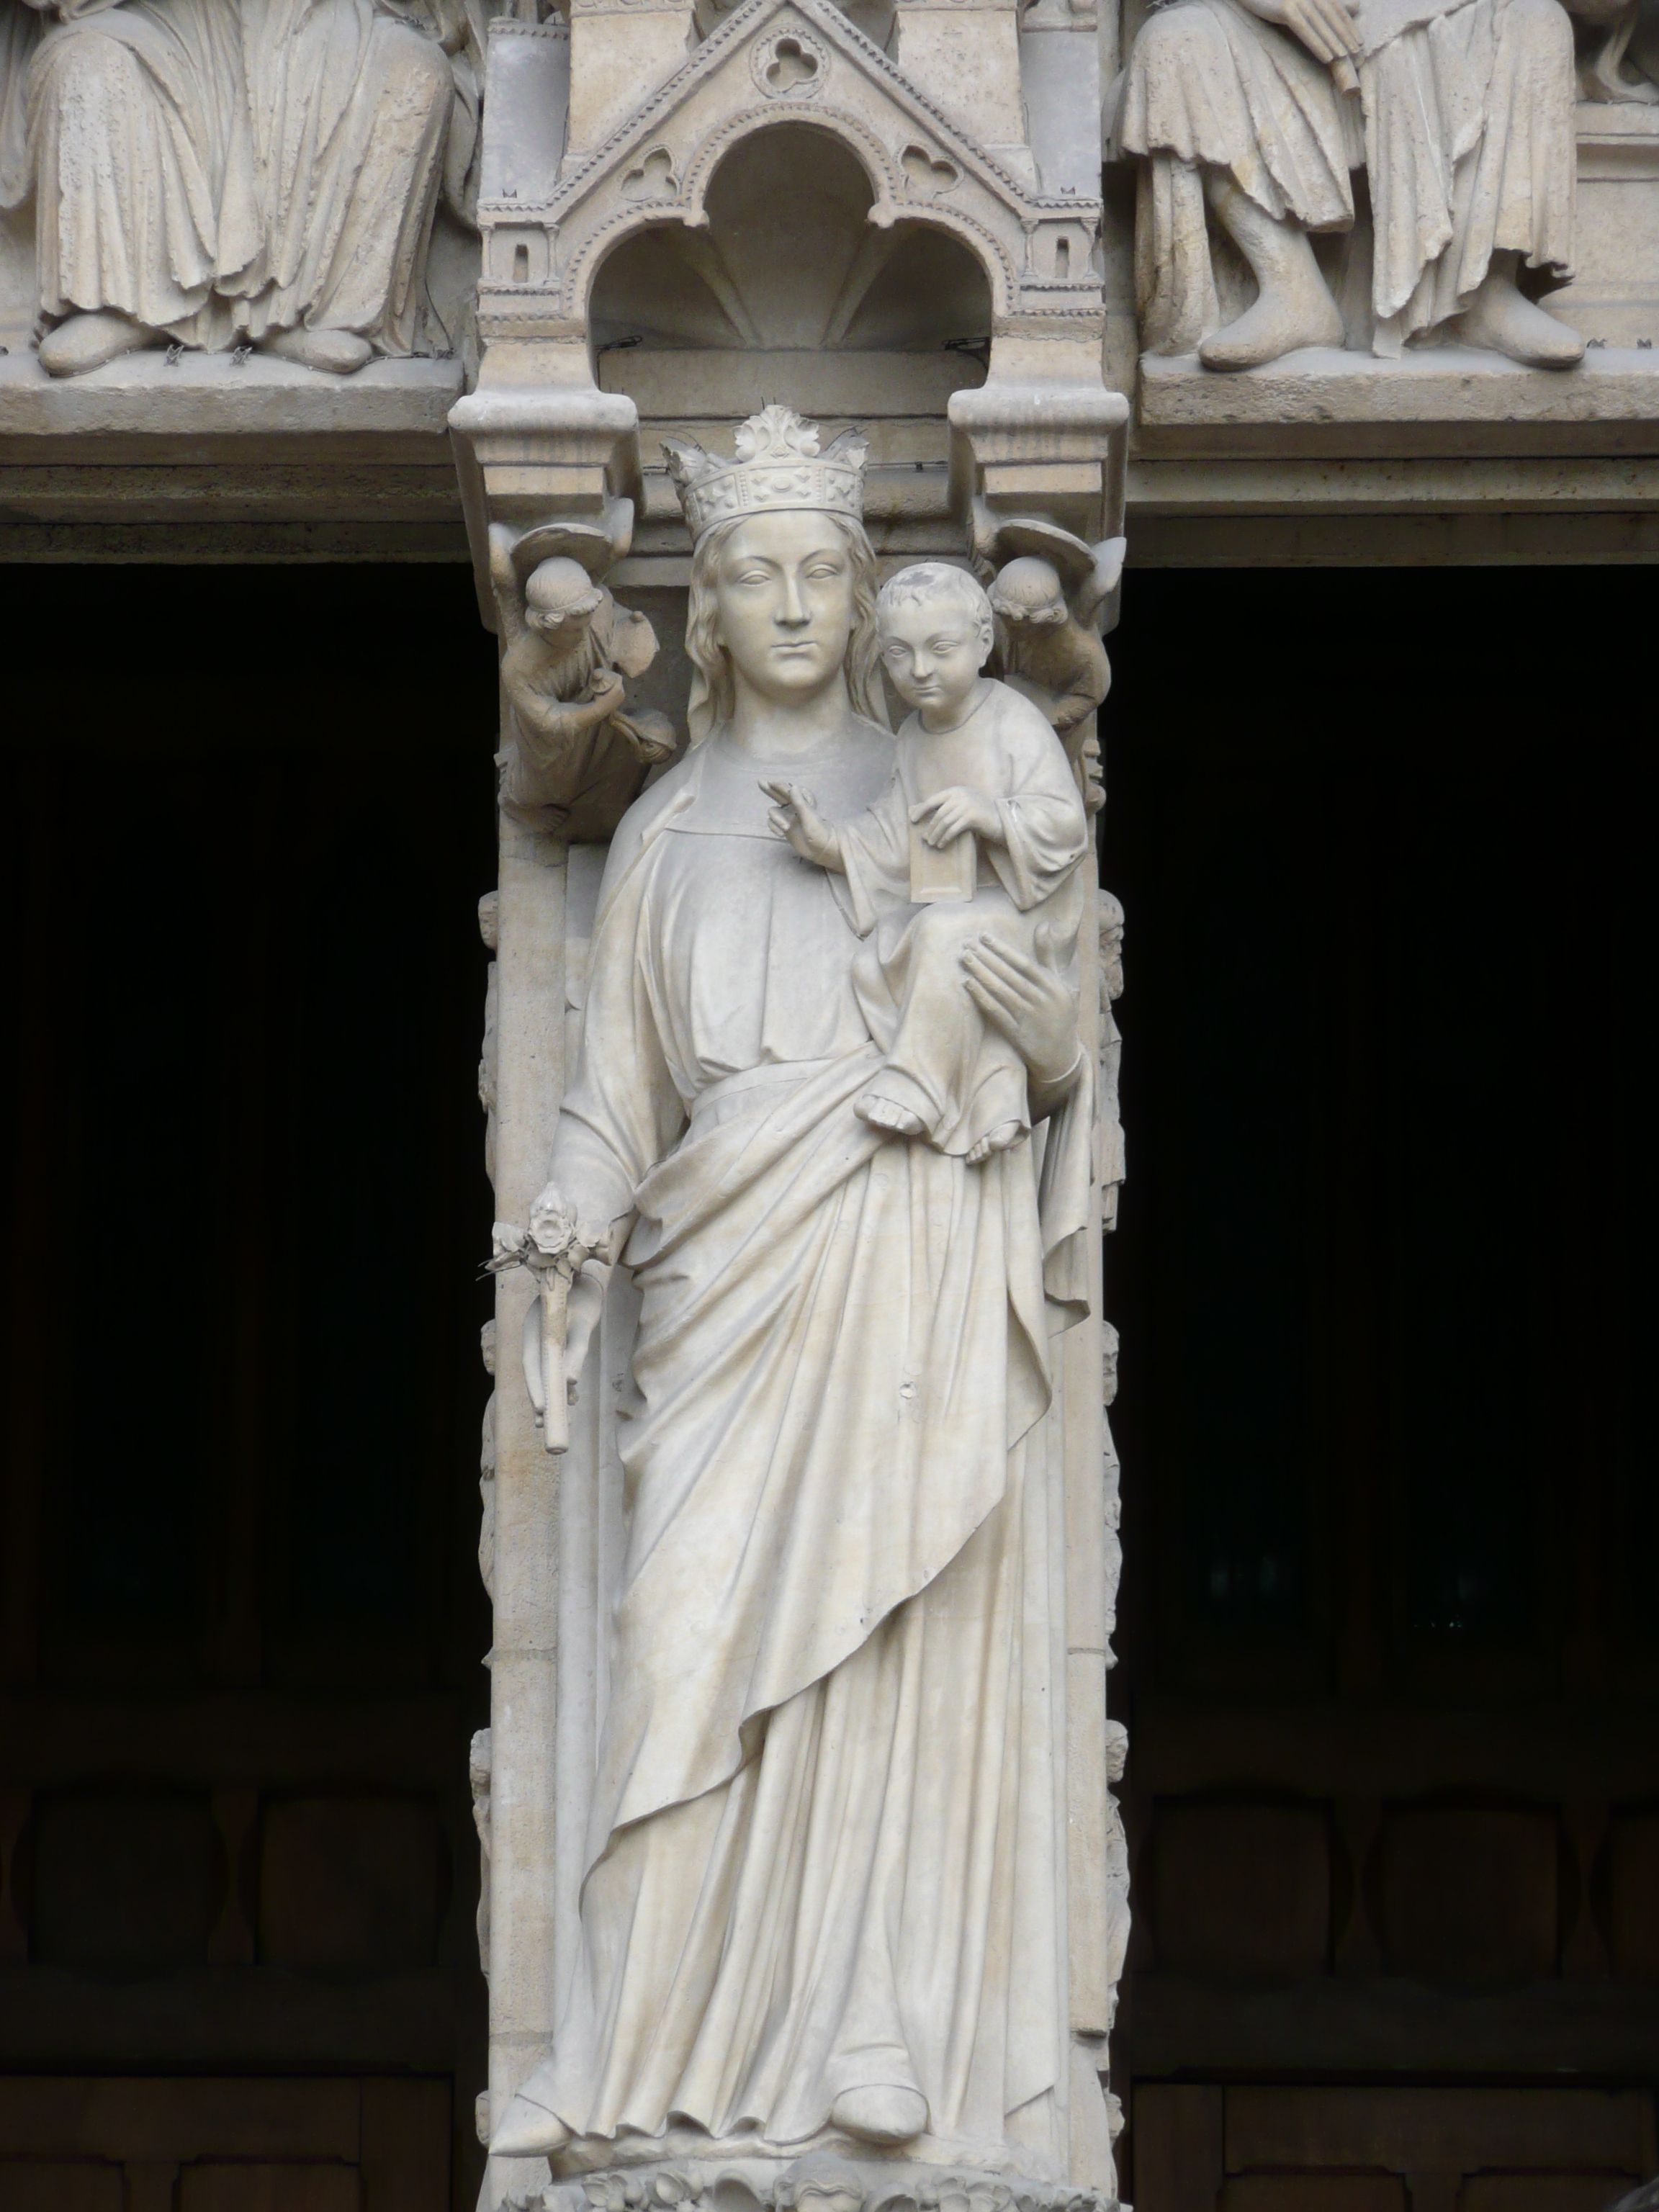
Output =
[{"x1": 511, "y1": 2153, "x2": 1112, "y2": 2212}]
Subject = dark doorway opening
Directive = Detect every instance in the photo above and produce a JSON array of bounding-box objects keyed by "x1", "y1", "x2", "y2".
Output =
[
  {"x1": 1103, "y1": 567, "x2": 1659, "y2": 2212},
  {"x1": 0, "y1": 565, "x2": 499, "y2": 2211}
]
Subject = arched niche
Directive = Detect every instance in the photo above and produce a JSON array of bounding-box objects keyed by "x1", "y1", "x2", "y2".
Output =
[{"x1": 590, "y1": 122, "x2": 991, "y2": 395}]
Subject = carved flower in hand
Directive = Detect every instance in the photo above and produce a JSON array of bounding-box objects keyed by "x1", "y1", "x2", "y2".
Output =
[{"x1": 528, "y1": 1188, "x2": 579, "y2": 1262}]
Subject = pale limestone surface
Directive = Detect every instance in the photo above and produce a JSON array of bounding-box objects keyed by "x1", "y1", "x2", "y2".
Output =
[
  {"x1": 1113, "y1": 0, "x2": 1593, "y2": 372},
  {"x1": 1553, "y1": 103, "x2": 1659, "y2": 342},
  {"x1": 454, "y1": 7, "x2": 1127, "y2": 2203},
  {"x1": 497, "y1": 485, "x2": 1092, "y2": 2177},
  {"x1": 0, "y1": 0, "x2": 519, "y2": 377},
  {"x1": 1107, "y1": 0, "x2": 1659, "y2": 401},
  {"x1": 1, "y1": 0, "x2": 1658, "y2": 560},
  {"x1": 0, "y1": 0, "x2": 1655, "y2": 564},
  {"x1": 1136, "y1": 339, "x2": 1659, "y2": 449}
]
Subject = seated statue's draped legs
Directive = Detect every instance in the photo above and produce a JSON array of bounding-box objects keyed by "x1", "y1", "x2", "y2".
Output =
[
  {"x1": 27, "y1": 0, "x2": 451, "y2": 354},
  {"x1": 1118, "y1": 0, "x2": 1573, "y2": 351},
  {"x1": 27, "y1": 1, "x2": 261, "y2": 341},
  {"x1": 238, "y1": 0, "x2": 451, "y2": 354}
]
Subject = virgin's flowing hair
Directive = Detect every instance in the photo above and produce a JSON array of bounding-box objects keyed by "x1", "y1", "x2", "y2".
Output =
[{"x1": 683, "y1": 513, "x2": 886, "y2": 744}]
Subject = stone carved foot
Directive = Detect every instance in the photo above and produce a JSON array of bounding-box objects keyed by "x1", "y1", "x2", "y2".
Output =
[
  {"x1": 1198, "y1": 175, "x2": 1344, "y2": 371},
  {"x1": 855, "y1": 1094, "x2": 927, "y2": 1138},
  {"x1": 259, "y1": 325, "x2": 374, "y2": 375},
  {"x1": 1452, "y1": 263, "x2": 1584, "y2": 368},
  {"x1": 490, "y1": 2087, "x2": 573, "y2": 2157},
  {"x1": 965, "y1": 1120, "x2": 1027, "y2": 1166},
  {"x1": 829, "y1": 2085, "x2": 929, "y2": 2144},
  {"x1": 38, "y1": 311, "x2": 156, "y2": 378}
]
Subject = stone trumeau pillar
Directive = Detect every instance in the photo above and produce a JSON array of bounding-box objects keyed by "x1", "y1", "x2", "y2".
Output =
[{"x1": 450, "y1": 6, "x2": 1130, "y2": 2208}]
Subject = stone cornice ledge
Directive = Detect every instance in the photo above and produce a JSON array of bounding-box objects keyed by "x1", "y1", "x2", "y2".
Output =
[
  {"x1": 1136, "y1": 343, "x2": 1659, "y2": 458},
  {"x1": 0, "y1": 349, "x2": 463, "y2": 452}
]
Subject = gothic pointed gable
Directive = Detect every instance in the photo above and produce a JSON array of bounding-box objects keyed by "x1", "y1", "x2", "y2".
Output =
[{"x1": 479, "y1": 0, "x2": 1103, "y2": 331}]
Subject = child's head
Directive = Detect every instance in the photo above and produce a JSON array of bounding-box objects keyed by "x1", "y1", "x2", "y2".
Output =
[
  {"x1": 876, "y1": 562, "x2": 994, "y2": 719},
  {"x1": 988, "y1": 555, "x2": 1069, "y2": 629},
  {"x1": 525, "y1": 556, "x2": 606, "y2": 639}
]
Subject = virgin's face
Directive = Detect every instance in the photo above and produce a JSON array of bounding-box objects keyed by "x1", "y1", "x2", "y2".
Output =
[{"x1": 711, "y1": 513, "x2": 856, "y2": 704}]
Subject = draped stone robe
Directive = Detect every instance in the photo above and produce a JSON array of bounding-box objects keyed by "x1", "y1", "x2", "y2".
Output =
[
  {"x1": 17, "y1": 0, "x2": 452, "y2": 351},
  {"x1": 518, "y1": 724, "x2": 1094, "y2": 2172},
  {"x1": 1118, "y1": 0, "x2": 1577, "y2": 352}
]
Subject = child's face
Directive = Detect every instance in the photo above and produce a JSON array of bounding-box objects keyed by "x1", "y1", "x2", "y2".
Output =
[{"x1": 879, "y1": 600, "x2": 991, "y2": 716}]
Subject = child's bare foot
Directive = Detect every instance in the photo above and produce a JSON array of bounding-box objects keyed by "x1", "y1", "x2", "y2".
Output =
[
  {"x1": 966, "y1": 1120, "x2": 1025, "y2": 1165},
  {"x1": 857, "y1": 1094, "x2": 926, "y2": 1138}
]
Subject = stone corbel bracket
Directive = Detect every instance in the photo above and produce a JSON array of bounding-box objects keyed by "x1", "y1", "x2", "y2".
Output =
[
  {"x1": 949, "y1": 383, "x2": 1128, "y2": 586},
  {"x1": 450, "y1": 382, "x2": 644, "y2": 631}
]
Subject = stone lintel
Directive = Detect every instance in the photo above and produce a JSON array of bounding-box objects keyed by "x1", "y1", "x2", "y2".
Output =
[
  {"x1": 1128, "y1": 447, "x2": 1659, "y2": 559},
  {"x1": 1136, "y1": 344, "x2": 1659, "y2": 459},
  {"x1": 1128, "y1": 446, "x2": 1659, "y2": 561},
  {"x1": 1575, "y1": 96, "x2": 1659, "y2": 177},
  {"x1": 1129, "y1": 452, "x2": 1659, "y2": 516},
  {"x1": 1130, "y1": 507, "x2": 1659, "y2": 565},
  {"x1": 0, "y1": 350, "x2": 464, "y2": 448},
  {"x1": 0, "y1": 351, "x2": 467, "y2": 553}
]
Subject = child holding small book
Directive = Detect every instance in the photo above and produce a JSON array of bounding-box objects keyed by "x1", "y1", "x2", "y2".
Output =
[{"x1": 765, "y1": 561, "x2": 1089, "y2": 1164}]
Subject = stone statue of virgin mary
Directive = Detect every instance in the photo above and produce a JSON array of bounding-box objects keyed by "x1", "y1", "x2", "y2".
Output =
[{"x1": 493, "y1": 408, "x2": 1098, "y2": 2188}]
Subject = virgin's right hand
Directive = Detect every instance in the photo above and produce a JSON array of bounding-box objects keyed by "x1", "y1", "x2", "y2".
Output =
[
  {"x1": 1236, "y1": 0, "x2": 1360, "y2": 62},
  {"x1": 523, "y1": 1183, "x2": 611, "y2": 1402},
  {"x1": 760, "y1": 778, "x2": 837, "y2": 867}
]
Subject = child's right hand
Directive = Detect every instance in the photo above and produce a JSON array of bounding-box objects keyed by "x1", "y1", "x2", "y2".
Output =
[{"x1": 761, "y1": 779, "x2": 840, "y2": 869}]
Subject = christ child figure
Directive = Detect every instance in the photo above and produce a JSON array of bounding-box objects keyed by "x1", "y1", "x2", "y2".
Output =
[{"x1": 765, "y1": 562, "x2": 1089, "y2": 1164}]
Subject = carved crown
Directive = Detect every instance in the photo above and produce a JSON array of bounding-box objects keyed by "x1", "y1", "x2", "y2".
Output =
[{"x1": 662, "y1": 406, "x2": 868, "y2": 543}]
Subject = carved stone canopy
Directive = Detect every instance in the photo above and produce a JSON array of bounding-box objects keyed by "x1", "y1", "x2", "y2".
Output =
[{"x1": 474, "y1": 0, "x2": 1105, "y2": 356}]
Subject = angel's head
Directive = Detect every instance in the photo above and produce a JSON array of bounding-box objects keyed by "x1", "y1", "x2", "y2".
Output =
[
  {"x1": 524, "y1": 556, "x2": 606, "y2": 640},
  {"x1": 988, "y1": 555, "x2": 1069, "y2": 628}
]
